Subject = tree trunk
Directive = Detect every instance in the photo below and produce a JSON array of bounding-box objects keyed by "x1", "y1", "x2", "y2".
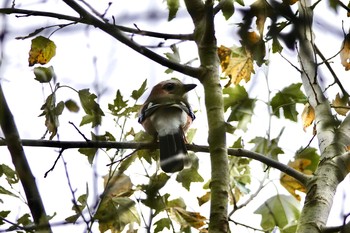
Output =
[
  {"x1": 296, "y1": 0, "x2": 350, "y2": 232},
  {"x1": 184, "y1": 0, "x2": 229, "y2": 232}
]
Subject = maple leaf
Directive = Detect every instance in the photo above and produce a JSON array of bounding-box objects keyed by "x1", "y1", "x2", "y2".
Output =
[
  {"x1": 217, "y1": 45, "x2": 232, "y2": 72},
  {"x1": 218, "y1": 46, "x2": 254, "y2": 87}
]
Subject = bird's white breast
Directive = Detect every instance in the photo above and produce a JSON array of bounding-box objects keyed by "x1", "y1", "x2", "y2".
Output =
[{"x1": 150, "y1": 108, "x2": 187, "y2": 136}]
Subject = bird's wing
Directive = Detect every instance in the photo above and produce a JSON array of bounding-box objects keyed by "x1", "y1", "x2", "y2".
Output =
[{"x1": 138, "y1": 101, "x2": 195, "y2": 123}]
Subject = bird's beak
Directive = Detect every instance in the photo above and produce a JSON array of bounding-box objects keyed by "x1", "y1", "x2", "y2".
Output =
[{"x1": 184, "y1": 84, "x2": 197, "y2": 93}]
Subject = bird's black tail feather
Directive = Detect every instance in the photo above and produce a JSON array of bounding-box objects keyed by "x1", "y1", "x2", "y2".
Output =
[{"x1": 159, "y1": 132, "x2": 187, "y2": 173}]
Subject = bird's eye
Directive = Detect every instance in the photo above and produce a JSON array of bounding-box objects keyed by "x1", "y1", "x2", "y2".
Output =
[{"x1": 163, "y1": 83, "x2": 175, "y2": 91}]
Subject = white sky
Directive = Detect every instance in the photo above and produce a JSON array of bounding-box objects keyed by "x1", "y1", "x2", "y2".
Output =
[{"x1": 0, "y1": 0, "x2": 350, "y2": 232}]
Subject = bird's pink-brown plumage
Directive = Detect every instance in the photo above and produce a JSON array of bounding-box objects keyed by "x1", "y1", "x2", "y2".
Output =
[{"x1": 138, "y1": 79, "x2": 196, "y2": 172}]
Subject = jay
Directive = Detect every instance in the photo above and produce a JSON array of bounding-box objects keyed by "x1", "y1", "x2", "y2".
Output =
[{"x1": 138, "y1": 79, "x2": 196, "y2": 173}]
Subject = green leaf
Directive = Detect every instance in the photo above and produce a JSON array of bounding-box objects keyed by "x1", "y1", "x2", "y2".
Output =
[
  {"x1": 140, "y1": 173, "x2": 171, "y2": 215},
  {"x1": 167, "y1": 0, "x2": 179, "y2": 21},
  {"x1": 0, "y1": 211, "x2": 10, "y2": 225},
  {"x1": 221, "y1": 0, "x2": 235, "y2": 20},
  {"x1": 176, "y1": 153, "x2": 204, "y2": 190},
  {"x1": 0, "y1": 186, "x2": 18, "y2": 198},
  {"x1": 141, "y1": 193, "x2": 170, "y2": 216},
  {"x1": 96, "y1": 197, "x2": 140, "y2": 233},
  {"x1": 17, "y1": 213, "x2": 33, "y2": 227},
  {"x1": 231, "y1": 137, "x2": 243, "y2": 148},
  {"x1": 271, "y1": 83, "x2": 307, "y2": 121},
  {"x1": 33, "y1": 66, "x2": 55, "y2": 83},
  {"x1": 164, "y1": 44, "x2": 180, "y2": 63},
  {"x1": 154, "y1": 218, "x2": 171, "y2": 233},
  {"x1": 254, "y1": 194, "x2": 300, "y2": 231},
  {"x1": 143, "y1": 173, "x2": 170, "y2": 198},
  {"x1": 223, "y1": 85, "x2": 256, "y2": 131},
  {"x1": 272, "y1": 38, "x2": 283, "y2": 53},
  {"x1": 117, "y1": 154, "x2": 137, "y2": 174},
  {"x1": 235, "y1": 0, "x2": 245, "y2": 6},
  {"x1": 78, "y1": 89, "x2": 104, "y2": 127},
  {"x1": 39, "y1": 93, "x2": 60, "y2": 139},
  {"x1": 108, "y1": 90, "x2": 128, "y2": 116},
  {"x1": 249, "y1": 134, "x2": 284, "y2": 159},
  {"x1": 295, "y1": 147, "x2": 319, "y2": 172},
  {"x1": 112, "y1": 197, "x2": 140, "y2": 224},
  {"x1": 168, "y1": 197, "x2": 186, "y2": 209},
  {"x1": 131, "y1": 79, "x2": 147, "y2": 100},
  {"x1": 78, "y1": 148, "x2": 97, "y2": 165},
  {"x1": 55, "y1": 101, "x2": 64, "y2": 115},
  {"x1": 28, "y1": 36, "x2": 56, "y2": 66},
  {"x1": 65, "y1": 99, "x2": 80, "y2": 112},
  {"x1": 65, "y1": 193, "x2": 88, "y2": 223},
  {"x1": 0, "y1": 164, "x2": 19, "y2": 184}
]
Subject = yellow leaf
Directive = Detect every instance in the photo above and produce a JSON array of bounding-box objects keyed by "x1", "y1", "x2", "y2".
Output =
[
  {"x1": 340, "y1": 34, "x2": 350, "y2": 71},
  {"x1": 332, "y1": 93, "x2": 350, "y2": 116},
  {"x1": 28, "y1": 36, "x2": 56, "y2": 66},
  {"x1": 223, "y1": 47, "x2": 254, "y2": 86},
  {"x1": 280, "y1": 158, "x2": 312, "y2": 201},
  {"x1": 301, "y1": 103, "x2": 315, "y2": 131},
  {"x1": 103, "y1": 173, "x2": 133, "y2": 198},
  {"x1": 171, "y1": 207, "x2": 207, "y2": 229},
  {"x1": 217, "y1": 45, "x2": 232, "y2": 72},
  {"x1": 218, "y1": 46, "x2": 255, "y2": 86}
]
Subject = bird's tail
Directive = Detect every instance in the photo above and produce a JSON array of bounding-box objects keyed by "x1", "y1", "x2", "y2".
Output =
[{"x1": 159, "y1": 132, "x2": 187, "y2": 173}]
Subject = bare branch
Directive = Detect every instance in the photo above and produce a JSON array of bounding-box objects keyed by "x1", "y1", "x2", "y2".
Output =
[
  {"x1": 315, "y1": 45, "x2": 349, "y2": 97},
  {"x1": 0, "y1": 7, "x2": 202, "y2": 78},
  {"x1": 0, "y1": 85, "x2": 52, "y2": 231},
  {"x1": 61, "y1": 0, "x2": 202, "y2": 78}
]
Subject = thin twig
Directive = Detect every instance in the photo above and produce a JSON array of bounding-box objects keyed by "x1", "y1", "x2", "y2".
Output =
[
  {"x1": 69, "y1": 121, "x2": 90, "y2": 141},
  {"x1": 62, "y1": 154, "x2": 93, "y2": 232},
  {"x1": 44, "y1": 148, "x2": 64, "y2": 178},
  {"x1": 315, "y1": 45, "x2": 349, "y2": 97}
]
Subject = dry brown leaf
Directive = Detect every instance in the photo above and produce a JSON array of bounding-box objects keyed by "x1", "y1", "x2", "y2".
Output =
[
  {"x1": 171, "y1": 207, "x2": 207, "y2": 229},
  {"x1": 332, "y1": 93, "x2": 350, "y2": 116},
  {"x1": 340, "y1": 34, "x2": 350, "y2": 71}
]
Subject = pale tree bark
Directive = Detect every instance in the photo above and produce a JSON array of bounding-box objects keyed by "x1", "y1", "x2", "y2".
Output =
[
  {"x1": 297, "y1": 0, "x2": 350, "y2": 232},
  {"x1": 184, "y1": 0, "x2": 229, "y2": 232}
]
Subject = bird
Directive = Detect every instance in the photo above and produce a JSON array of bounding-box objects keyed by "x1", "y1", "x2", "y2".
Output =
[{"x1": 138, "y1": 79, "x2": 196, "y2": 173}]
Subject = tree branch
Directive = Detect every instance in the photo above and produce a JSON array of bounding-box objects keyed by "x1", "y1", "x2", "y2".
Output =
[
  {"x1": 296, "y1": 0, "x2": 350, "y2": 232},
  {"x1": 0, "y1": 8, "x2": 194, "y2": 40},
  {"x1": 0, "y1": 6, "x2": 202, "y2": 78},
  {"x1": 314, "y1": 45, "x2": 349, "y2": 97},
  {"x1": 0, "y1": 140, "x2": 310, "y2": 195},
  {"x1": 61, "y1": 0, "x2": 202, "y2": 78},
  {"x1": 0, "y1": 85, "x2": 52, "y2": 232}
]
